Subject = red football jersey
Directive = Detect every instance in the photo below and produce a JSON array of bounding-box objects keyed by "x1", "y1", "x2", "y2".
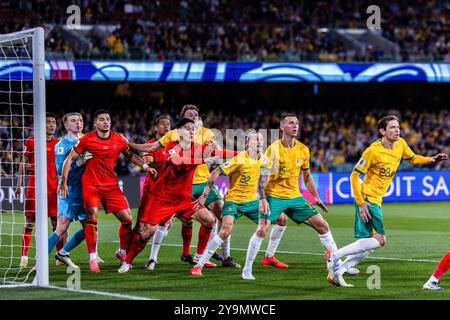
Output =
[
  {"x1": 73, "y1": 131, "x2": 129, "y2": 187},
  {"x1": 23, "y1": 135, "x2": 59, "y2": 193},
  {"x1": 142, "y1": 137, "x2": 166, "y2": 188},
  {"x1": 149, "y1": 141, "x2": 236, "y2": 201}
]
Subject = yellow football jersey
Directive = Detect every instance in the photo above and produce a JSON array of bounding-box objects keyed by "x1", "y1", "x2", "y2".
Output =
[
  {"x1": 158, "y1": 126, "x2": 216, "y2": 184},
  {"x1": 261, "y1": 139, "x2": 310, "y2": 199},
  {"x1": 353, "y1": 138, "x2": 415, "y2": 205},
  {"x1": 219, "y1": 151, "x2": 261, "y2": 202}
]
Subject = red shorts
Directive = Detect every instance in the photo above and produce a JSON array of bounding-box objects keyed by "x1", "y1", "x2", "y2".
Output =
[
  {"x1": 24, "y1": 183, "x2": 57, "y2": 218},
  {"x1": 137, "y1": 187, "x2": 153, "y2": 223},
  {"x1": 140, "y1": 195, "x2": 203, "y2": 226},
  {"x1": 82, "y1": 184, "x2": 129, "y2": 214}
]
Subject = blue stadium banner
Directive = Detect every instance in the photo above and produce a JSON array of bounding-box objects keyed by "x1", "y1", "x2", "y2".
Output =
[
  {"x1": 3, "y1": 61, "x2": 450, "y2": 82},
  {"x1": 331, "y1": 170, "x2": 450, "y2": 204}
]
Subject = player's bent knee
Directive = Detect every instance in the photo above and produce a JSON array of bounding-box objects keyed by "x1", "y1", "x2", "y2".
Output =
[
  {"x1": 219, "y1": 228, "x2": 231, "y2": 239},
  {"x1": 374, "y1": 234, "x2": 386, "y2": 246},
  {"x1": 275, "y1": 214, "x2": 288, "y2": 226}
]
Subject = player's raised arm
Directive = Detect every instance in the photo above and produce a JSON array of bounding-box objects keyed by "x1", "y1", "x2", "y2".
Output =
[
  {"x1": 302, "y1": 169, "x2": 328, "y2": 213},
  {"x1": 59, "y1": 148, "x2": 80, "y2": 198}
]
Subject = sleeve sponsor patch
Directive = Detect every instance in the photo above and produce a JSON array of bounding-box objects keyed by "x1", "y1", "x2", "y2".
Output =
[
  {"x1": 222, "y1": 161, "x2": 232, "y2": 168},
  {"x1": 56, "y1": 146, "x2": 65, "y2": 155},
  {"x1": 261, "y1": 156, "x2": 269, "y2": 165},
  {"x1": 357, "y1": 158, "x2": 367, "y2": 168}
]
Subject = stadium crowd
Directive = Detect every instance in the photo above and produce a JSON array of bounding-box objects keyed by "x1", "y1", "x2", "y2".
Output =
[
  {"x1": 2, "y1": 108, "x2": 448, "y2": 178},
  {"x1": 2, "y1": 0, "x2": 450, "y2": 62}
]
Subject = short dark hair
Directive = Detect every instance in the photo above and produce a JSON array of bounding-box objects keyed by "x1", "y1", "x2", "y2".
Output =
[
  {"x1": 46, "y1": 112, "x2": 56, "y2": 119},
  {"x1": 176, "y1": 117, "x2": 195, "y2": 129},
  {"x1": 377, "y1": 115, "x2": 399, "y2": 137},
  {"x1": 180, "y1": 104, "x2": 199, "y2": 118},
  {"x1": 155, "y1": 114, "x2": 171, "y2": 125},
  {"x1": 280, "y1": 113, "x2": 297, "y2": 123},
  {"x1": 94, "y1": 109, "x2": 111, "y2": 120}
]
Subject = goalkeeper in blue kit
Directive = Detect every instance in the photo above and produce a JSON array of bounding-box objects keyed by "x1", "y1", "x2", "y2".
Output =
[{"x1": 48, "y1": 112, "x2": 100, "y2": 268}]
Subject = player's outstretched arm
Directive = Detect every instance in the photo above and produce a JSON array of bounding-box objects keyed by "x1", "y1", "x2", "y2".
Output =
[
  {"x1": 59, "y1": 148, "x2": 80, "y2": 198},
  {"x1": 409, "y1": 153, "x2": 448, "y2": 165},
  {"x1": 302, "y1": 169, "x2": 328, "y2": 213},
  {"x1": 193, "y1": 167, "x2": 221, "y2": 211},
  {"x1": 258, "y1": 167, "x2": 271, "y2": 215},
  {"x1": 130, "y1": 141, "x2": 161, "y2": 153}
]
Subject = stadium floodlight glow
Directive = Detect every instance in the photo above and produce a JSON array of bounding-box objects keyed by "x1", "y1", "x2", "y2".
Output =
[{"x1": 0, "y1": 27, "x2": 48, "y2": 288}]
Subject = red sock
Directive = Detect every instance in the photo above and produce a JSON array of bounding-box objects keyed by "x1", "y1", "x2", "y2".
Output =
[
  {"x1": 119, "y1": 221, "x2": 133, "y2": 251},
  {"x1": 125, "y1": 232, "x2": 148, "y2": 264},
  {"x1": 21, "y1": 227, "x2": 33, "y2": 257},
  {"x1": 181, "y1": 222, "x2": 193, "y2": 256},
  {"x1": 196, "y1": 225, "x2": 213, "y2": 256},
  {"x1": 433, "y1": 251, "x2": 450, "y2": 280},
  {"x1": 84, "y1": 219, "x2": 97, "y2": 254},
  {"x1": 55, "y1": 231, "x2": 66, "y2": 252}
]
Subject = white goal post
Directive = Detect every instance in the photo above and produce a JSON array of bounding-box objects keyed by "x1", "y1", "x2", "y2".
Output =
[{"x1": 0, "y1": 27, "x2": 48, "y2": 287}]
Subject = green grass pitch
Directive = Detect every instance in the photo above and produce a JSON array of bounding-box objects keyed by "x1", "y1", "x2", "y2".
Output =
[{"x1": 1, "y1": 202, "x2": 449, "y2": 300}]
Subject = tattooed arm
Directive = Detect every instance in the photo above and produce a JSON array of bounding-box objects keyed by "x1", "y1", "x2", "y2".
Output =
[{"x1": 258, "y1": 167, "x2": 271, "y2": 215}]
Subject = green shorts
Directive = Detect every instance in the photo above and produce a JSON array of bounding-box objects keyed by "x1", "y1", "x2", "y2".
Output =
[
  {"x1": 260, "y1": 195, "x2": 319, "y2": 224},
  {"x1": 192, "y1": 182, "x2": 222, "y2": 207},
  {"x1": 222, "y1": 200, "x2": 260, "y2": 224},
  {"x1": 354, "y1": 199, "x2": 385, "y2": 238}
]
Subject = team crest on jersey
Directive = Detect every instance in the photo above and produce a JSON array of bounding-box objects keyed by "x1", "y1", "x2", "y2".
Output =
[
  {"x1": 56, "y1": 146, "x2": 64, "y2": 155},
  {"x1": 168, "y1": 149, "x2": 176, "y2": 155},
  {"x1": 357, "y1": 158, "x2": 367, "y2": 167},
  {"x1": 296, "y1": 159, "x2": 303, "y2": 164}
]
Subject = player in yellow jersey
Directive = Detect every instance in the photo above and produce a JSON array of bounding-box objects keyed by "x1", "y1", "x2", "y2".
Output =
[
  {"x1": 191, "y1": 131, "x2": 271, "y2": 276},
  {"x1": 131, "y1": 104, "x2": 229, "y2": 267},
  {"x1": 327, "y1": 115, "x2": 448, "y2": 287},
  {"x1": 241, "y1": 114, "x2": 346, "y2": 280}
]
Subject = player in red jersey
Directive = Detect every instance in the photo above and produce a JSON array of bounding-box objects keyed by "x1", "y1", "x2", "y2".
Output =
[
  {"x1": 59, "y1": 109, "x2": 157, "y2": 272},
  {"x1": 15, "y1": 113, "x2": 61, "y2": 268},
  {"x1": 118, "y1": 118, "x2": 237, "y2": 273},
  {"x1": 132, "y1": 105, "x2": 227, "y2": 267},
  {"x1": 136, "y1": 114, "x2": 171, "y2": 231},
  {"x1": 135, "y1": 114, "x2": 183, "y2": 271}
]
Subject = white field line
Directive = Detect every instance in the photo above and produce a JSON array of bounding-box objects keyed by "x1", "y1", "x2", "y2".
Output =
[
  {"x1": 111, "y1": 240, "x2": 440, "y2": 264},
  {"x1": 44, "y1": 285, "x2": 156, "y2": 300}
]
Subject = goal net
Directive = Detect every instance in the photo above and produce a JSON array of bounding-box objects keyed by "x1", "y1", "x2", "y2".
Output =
[{"x1": 0, "y1": 28, "x2": 48, "y2": 287}]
